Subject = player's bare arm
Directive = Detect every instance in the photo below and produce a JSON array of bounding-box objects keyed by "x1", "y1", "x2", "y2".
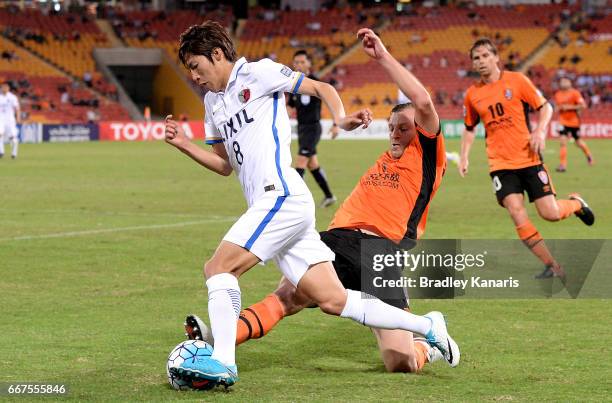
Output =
[
  {"x1": 164, "y1": 115, "x2": 233, "y2": 176},
  {"x1": 296, "y1": 77, "x2": 372, "y2": 130},
  {"x1": 529, "y1": 102, "x2": 553, "y2": 155},
  {"x1": 357, "y1": 28, "x2": 439, "y2": 135},
  {"x1": 559, "y1": 100, "x2": 586, "y2": 111},
  {"x1": 459, "y1": 128, "x2": 475, "y2": 177}
]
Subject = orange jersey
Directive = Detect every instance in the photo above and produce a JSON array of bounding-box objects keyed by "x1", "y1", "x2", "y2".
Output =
[
  {"x1": 554, "y1": 89, "x2": 584, "y2": 128},
  {"x1": 464, "y1": 71, "x2": 547, "y2": 172},
  {"x1": 329, "y1": 124, "x2": 446, "y2": 241}
]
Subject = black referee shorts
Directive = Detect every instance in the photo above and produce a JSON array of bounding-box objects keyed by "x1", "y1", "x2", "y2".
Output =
[{"x1": 297, "y1": 123, "x2": 322, "y2": 157}]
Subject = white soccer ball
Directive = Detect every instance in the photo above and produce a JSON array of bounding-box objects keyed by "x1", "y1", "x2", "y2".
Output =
[{"x1": 166, "y1": 339, "x2": 216, "y2": 391}]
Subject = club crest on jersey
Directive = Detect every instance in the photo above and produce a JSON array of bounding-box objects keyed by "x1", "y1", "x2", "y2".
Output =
[
  {"x1": 538, "y1": 170, "x2": 549, "y2": 184},
  {"x1": 238, "y1": 88, "x2": 250, "y2": 103},
  {"x1": 504, "y1": 89, "x2": 513, "y2": 100}
]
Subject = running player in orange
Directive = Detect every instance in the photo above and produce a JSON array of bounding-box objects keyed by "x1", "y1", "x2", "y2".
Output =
[
  {"x1": 184, "y1": 28, "x2": 459, "y2": 373},
  {"x1": 553, "y1": 77, "x2": 592, "y2": 172},
  {"x1": 459, "y1": 38, "x2": 595, "y2": 279}
]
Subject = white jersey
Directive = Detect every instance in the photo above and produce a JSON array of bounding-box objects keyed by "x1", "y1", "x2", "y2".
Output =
[
  {"x1": 0, "y1": 91, "x2": 19, "y2": 124},
  {"x1": 204, "y1": 57, "x2": 310, "y2": 206}
]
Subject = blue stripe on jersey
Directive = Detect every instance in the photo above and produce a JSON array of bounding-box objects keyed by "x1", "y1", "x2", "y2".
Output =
[
  {"x1": 292, "y1": 73, "x2": 305, "y2": 94},
  {"x1": 205, "y1": 139, "x2": 223, "y2": 145},
  {"x1": 244, "y1": 195, "x2": 286, "y2": 251},
  {"x1": 272, "y1": 92, "x2": 289, "y2": 196},
  {"x1": 234, "y1": 62, "x2": 246, "y2": 81}
]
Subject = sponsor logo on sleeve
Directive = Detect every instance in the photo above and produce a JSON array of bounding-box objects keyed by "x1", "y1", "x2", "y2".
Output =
[{"x1": 280, "y1": 66, "x2": 293, "y2": 77}]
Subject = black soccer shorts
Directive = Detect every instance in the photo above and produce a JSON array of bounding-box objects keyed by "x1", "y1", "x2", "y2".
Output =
[
  {"x1": 490, "y1": 164, "x2": 555, "y2": 206},
  {"x1": 297, "y1": 123, "x2": 322, "y2": 157},
  {"x1": 319, "y1": 228, "x2": 409, "y2": 309},
  {"x1": 558, "y1": 125, "x2": 580, "y2": 140}
]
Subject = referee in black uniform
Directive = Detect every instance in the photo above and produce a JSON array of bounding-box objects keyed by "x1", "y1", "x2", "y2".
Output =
[{"x1": 288, "y1": 50, "x2": 337, "y2": 207}]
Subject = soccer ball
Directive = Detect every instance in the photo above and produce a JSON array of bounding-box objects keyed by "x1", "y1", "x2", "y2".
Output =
[{"x1": 166, "y1": 340, "x2": 216, "y2": 391}]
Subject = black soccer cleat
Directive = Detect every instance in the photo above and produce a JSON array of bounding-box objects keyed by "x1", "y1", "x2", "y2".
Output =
[
  {"x1": 569, "y1": 194, "x2": 595, "y2": 226},
  {"x1": 534, "y1": 265, "x2": 566, "y2": 281},
  {"x1": 184, "y1": 314, "x2": 214, "y2": 344}
]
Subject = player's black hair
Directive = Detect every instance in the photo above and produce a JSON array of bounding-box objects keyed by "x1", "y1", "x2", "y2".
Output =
[
  {"x1": 469, "y1": 38, "x2": 498, "y2": 59},
  {"x1": 179, "y1": 21, "x2": 237, "y2": 66},
  {"x1": 391, "y1": 103, "x2": 414, "y2": 114},
  {"x1": 293, "y1": 49, "x2": 310, "y2": 59}
]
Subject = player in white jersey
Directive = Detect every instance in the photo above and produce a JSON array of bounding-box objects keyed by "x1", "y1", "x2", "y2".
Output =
[
  {"x1": 164, "y1": 21, "x2": 458, "y2": 388},
  {"x1": 0, "y1": 82, "x2": 20, "y2": 159}
]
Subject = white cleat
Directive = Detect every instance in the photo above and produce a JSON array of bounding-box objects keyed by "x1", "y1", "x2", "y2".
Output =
[
  {"x1": 423, "y1": 311, "x2": 460, "y2": 367},
  {"x1": 414, "y1": 337, "x2": 444, "y2": 364},
  {"x1": 320, "y1": 196, "x2": 337, "y2": 208}
]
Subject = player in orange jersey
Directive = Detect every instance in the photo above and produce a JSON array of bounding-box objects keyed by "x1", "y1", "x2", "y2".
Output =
[
  {"x1": 459, "y1": 38, "x2": 595, "y2": 279},
  {"x1": 184, "y1": 28, "x2": 460, "y2": 373},
  {"x1": 553, "y1": 77, "x2": 592, "y2": 172}
]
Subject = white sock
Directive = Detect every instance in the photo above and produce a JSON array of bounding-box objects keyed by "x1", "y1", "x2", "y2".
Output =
[
  {"x1": 340, "y1": 289, "x2": 432, "y2": 336},
  {"x1": 0, "y1": 136, "x2": 4, "y2": 155},
  {"x1": 11, "y1": 137, "x2": 18, "y2": 157},
  {"x1": 206, "y1": 273, "x2": 241, "y2": 367}
]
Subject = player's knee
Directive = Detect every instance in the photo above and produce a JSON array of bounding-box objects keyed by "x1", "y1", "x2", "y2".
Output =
[
  {"x1": 506, "y1": 204, "x2": 525, "y2": 219},
  {"x1": 274, "y1": 287, "x2": 303, "y2": 316},
  {"x1": 383, "y1": 355, "x2": 419, "y2": 373},
  {"x1": 538, "y1": 208, "x2": 560, "y2": 222},
  {"x1": 203, "y1": 259, "x2": 230, "y2": 278},
  {"x1": 318, "y1": 297, "x2": 344, "y2": 316},
  {"x1": 203, "y1": 260, "x2": 215, "y2": 278}
]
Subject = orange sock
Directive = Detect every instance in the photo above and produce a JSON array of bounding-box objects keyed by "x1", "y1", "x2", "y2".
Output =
[
  {"x1": 560, "y1": 145, "x2": 567, "y2": 166},
  {"x1": 236, "y1": 294, "x2": 285, "y2": 345},
  {"x1": 557, "y1": 199, "x2": 581, "y2": 220},
  {"x1": 578, "y1": 142, "x2": 591, "y2": 158},
  {"x1": 414, "y1": 340, "x2": 429, "y2": 371},
  {"x1": 516, "y1": 221, "x2": 557, "y2": 267},
  {"x1": 516, "y1": 221, "x2": 542, "y2": 248}
]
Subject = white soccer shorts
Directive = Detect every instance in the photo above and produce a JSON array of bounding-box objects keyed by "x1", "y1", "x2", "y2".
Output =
[
  {"x1": 0, "y1": 122, "x2": 17, "y2": 139},
  {"x1": 223, "y1": 191, "x2": 335, "y2": 286}
]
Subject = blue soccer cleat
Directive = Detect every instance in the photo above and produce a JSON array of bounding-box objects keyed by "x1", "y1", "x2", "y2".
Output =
[{"x1": 171, "y1": 356, "x2": 238, "y2": 387}]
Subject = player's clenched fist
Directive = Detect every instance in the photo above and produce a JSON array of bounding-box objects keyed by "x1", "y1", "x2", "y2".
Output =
[
  {"x1": 165, "y1": 115, "x2": 189, "y2": 149},
  {"x1": 357, "y1": 28, "x2": 389, "y2": 60}
]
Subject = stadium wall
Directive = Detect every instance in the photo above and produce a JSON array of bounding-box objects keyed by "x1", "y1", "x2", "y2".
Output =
[
  {"x1": 151, "y1": 53, "x2": 203, "y2": 121},
  {"x1": 14, "y1": 119, "x2": 612, "y2": 144}
]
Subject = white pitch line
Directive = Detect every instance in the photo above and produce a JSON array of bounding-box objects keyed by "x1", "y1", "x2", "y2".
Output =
[
  {"x1": 0, "y1": 217, "x2": 236, "y2": 242},
  {"x1": 0, "y1": 208, "x2": 212, "y2": 219}
]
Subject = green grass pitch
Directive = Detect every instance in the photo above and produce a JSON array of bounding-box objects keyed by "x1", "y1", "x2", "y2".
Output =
[{"x1": 1, "y1": 139, "x2": 610, "y2": 401}]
